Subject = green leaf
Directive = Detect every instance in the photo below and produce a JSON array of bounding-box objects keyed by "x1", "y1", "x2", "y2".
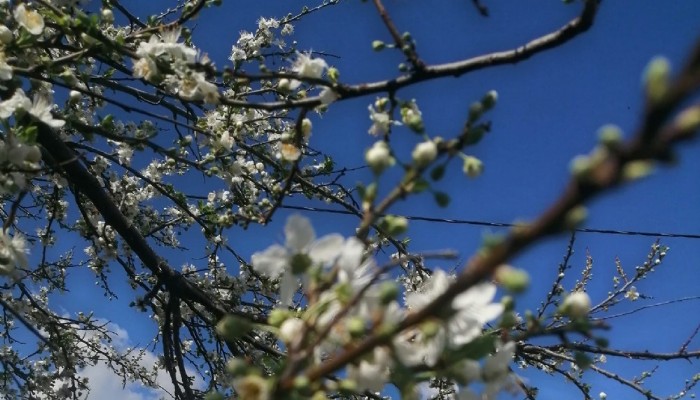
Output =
[
  {"x1": 430, "y1": 165, "x2": 445, "y2": 181},
  {"x1": 434, "y1": 191, "x2": 450, "y2": 207}
]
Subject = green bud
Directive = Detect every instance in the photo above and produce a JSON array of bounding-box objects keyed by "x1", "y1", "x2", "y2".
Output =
[
  {"x1": 327, "y1": 67, "x2": 340, "y2": 82},
  {"x1": 499, "y1": 311, "x2": 518, "y2": 329},
  {"x1": 372, "y1": 40, "x2": 386, "y2": 51},
  {"x1": 501, "y1": 295, "x2": 515, "y2": 311},
  {"x1": 268, "y1": 308, "x2": 291, "y2": 327},
  {"x1": 674, "y1": 106, "x2": 700, "y2": 134},
  {"x1": 468, "y1": 101, "x2": 484, "y2": 122},
  {"x1": 380, "y1": 215, "x2": 409, "y2": 236},
  {"x1": 216, "y1": 315, "x2": 253, "y2": 340},
  {"x1": 338, "y1": 379, "x2": 358, "y2": 392},
  {"x1": 564, "y1": 206, "x2": 588, "y2": 230},
  {"x1": 226, "y1": 358, "x2": 248, "y2": 375},
  {"x1": 622, "y1": 160, "x2": 654, "y2": 181},
  {"x1": 347, "y1": 316, "x2": 366, "y2": 338},
  {"x1": 204, "y1": 392, "x2": 225, "y2": 400},
  {"x1": 597, "y1": 124, "x2": 623, "y2": 149},
  {"x1": 569, "y1": 154, "x2": 592, "y2": 180},
  {"x1": 495, "y1": 265, "x2": 530, "y2": 293},
  {"x1": 481, "y1": 90, "x2": 498, "y2": 110},
  {"x1": 293, "y1": 376, "x2": 310, "y2": 390},
  {"x1": 378, "y1": 281, "x2": 398, "y2": 304},
  {"x1": 643, "y1": 56, "x2": 670, "y2": 103},
  {"x1": 420, "y1": 320, "x2": 442, "y2": 339}
]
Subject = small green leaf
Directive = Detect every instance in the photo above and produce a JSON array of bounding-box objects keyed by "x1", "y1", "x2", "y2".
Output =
[
  {"x1": 434, "y1": 192, "x2": 450, "y2": 208},
  {"x1": 430, "y1": 165, "x2": 445, "y2": 181}
]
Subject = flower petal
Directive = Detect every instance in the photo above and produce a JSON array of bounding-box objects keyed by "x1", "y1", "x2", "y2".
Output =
[
  {"x1": 308, "y1": 234, "x2": 344, "y2": 265},
  {"x1": 285, "y1": 214, "x2": 315, "y2": 251},
  {"x1": 250, "y1": 244, "x2": 288, "y2": 278}
]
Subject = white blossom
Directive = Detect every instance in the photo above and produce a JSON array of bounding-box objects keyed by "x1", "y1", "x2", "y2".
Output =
[
  {"x1": 292, "y1": 52, "x2": 327, "y2": 79},
  {"x1": 250, "y1": 215, "x2": 343, "y2": 305},
  {"x1": 347, "y1": 347, "x2": 392, "y2": 393},
  {"x1": 368, "y1": 105, "x2": 396, "y2": 136},
  {"x1": 0, "y1": 231, "x2": 28, "y2": 276},
  {"x1": 365, "y1": 141, "x2": 395, "y2": 173},
  {"x1": 411, "y1": 140, "x2": 438, "y2": 167},
  {"x1": 560, "y1": 291, "x2": 591, "y2": 318},
  {"x1": 14, "y1": 4, "x2": 44, "y2": 36}
]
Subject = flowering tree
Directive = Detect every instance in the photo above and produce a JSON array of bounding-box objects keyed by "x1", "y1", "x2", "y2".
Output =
[{"x1": 0, "y1": 0, "x2": 699, "y2": 399}]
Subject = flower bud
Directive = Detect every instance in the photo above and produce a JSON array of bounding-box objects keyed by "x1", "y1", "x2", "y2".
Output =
[
  {"x1": 462, "y1": 155, "x2": 483, "y2": 178},
  {"x1": 327, "y1": 67, "x2": 340, "y2": 82},
  {"x1": 495, "y1": 265, "x2": 530, "y2": 293},
  {"x1": 674, "y1": 106, "x2": 700, "y2": 135},
  {"x1": 69, "y1": 90, "x2": 82, "y2": 103},
  {"x1": 378, "y1": 281, "x2": 398, "y2": 305},
  {"x1": 372, "y1": 40, "x2": 386, "y2": 51},
  {"x1": 101, "y1": 9, "x2": 114, "y2": 23},
  {"x1": 564, "y1": 205, "x2": 588, "y2": 229},
  {"x1": 301, "y1": 118, "x2": 312, "y2": 140},
  {"x1": 560, "y1": 291, "x2": 591, "y2": 318},
  {"x1": 0, "y1": 25, "x2": 13, "y2": 44},
  {"x1": 411, "y1": 140, "x2": 437, "y2": 167},
  {"x1": 216, "y1": 315, "x2": 253, "y2": 340},
  {"x1": 622, "y1": 160, "x2": 654, "y2": 181},
  {"x1": 279, "y1": 317, "x2": 305, "y2": 344},
  {"x1": 365, "y1": 141, "x2": 395, "y2": 174},
  {"x1": 597, "y1": 124, "x2": 623, "y2": 149},
  {"x1": 482, "y1": 90, "x2": 498, "y2": 110},
  {"x1": 643, "y1": 56, "x2": 670, "y2": 103}
]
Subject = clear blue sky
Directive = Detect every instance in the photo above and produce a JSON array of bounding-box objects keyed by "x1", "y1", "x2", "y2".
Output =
[{"x1": 46, "y1": 1, "x2": 700, "y2": 399}]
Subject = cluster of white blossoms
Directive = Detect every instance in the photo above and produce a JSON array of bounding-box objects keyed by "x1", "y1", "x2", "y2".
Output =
[
  {"x1": 0, "y1": 89, "x2": 64, "y2": 194},
  {"x1": 133, "y1": 28, "x2": 219, "y2": 103},
  {"x1": 248, "y1": 215, "x2": 514, "y2": 397},
  {"x1": 0, "y1": 230, "x2": 28, "y2": 277}
]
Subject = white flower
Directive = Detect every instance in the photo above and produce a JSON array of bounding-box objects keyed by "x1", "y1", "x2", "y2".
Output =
[
  {"x1": 463, "y1": 155, "x2": 484, "y2": 178},
  {"x1": 278, "y1": 317, "x2": 305, "y2": 346},
  {"x1": 405, "y1": 270, "x2": 503, "y2": 349},
  {"x1": 217, "y1": 131, "x2": 235, "y2": 151},
  {"x1": 0, "y1": 231, "x2": 28, "y2": 276},
  {"x1": 281, "y1": 23, "x2": 294, "y2": 36},
  {"x1": 0, "y1": 25, "x2": 12, "y2": 44},
  {"x1": 29, "y1": 94, "x2": 65, "y2": 129},
  {"x1": 14, "y1": 4, "x2": 44, "y2": 36},
  {"x1": 368, "y1": 105, "x2": 396, "y2": 136},
  {"x1": 347, "y1": 347, "x2": 392, "y2": 393},
  {"x1": 136, "y1": 28, "x2": 196, "y2": 63},
  {"x1": 411, "y1": 140, "x2": 438, "y2": 167},
  {"x1": 624, "y1": 286, "x2": 640, "y2": 301},
  {"x1": 292, "y1": 52, "x2": 327, "y2": 79},
  {"x1": 177, "y1": 71, "x2": 220, "y2": 104},
  {"x1": 279, "y1": 143, "x2": 301, "y2": 162},
  {"x1": 133, "y1": 57, "x2": 159, "y2": 81},
  {"x1": 0, "y1": 51, "x2": 12, "y2": 81},
  {"x1": 250, "y1": 215, "x2": 343, "y2": 305},
  {"x1": 232, "y1": 375, "x2": 270, "y2": 400},
  {"x1": 0, "y1": 89, "x2": 31, "y2": 119},
  {"x1": 599, "y1": 392, "x2": 607, "y2": 400},
  {"x1": 560, "y1": 291, "x2": 591, "y2": 318},
  {"x1": 318, "y1": 87, "x2": 338, "y2": 105},
  {"x1": 365, "y1": 141, "x2": 395, "y2": 173},
  {"x1": 482, "y1": 341, "x2": 517, "y2": 398}
]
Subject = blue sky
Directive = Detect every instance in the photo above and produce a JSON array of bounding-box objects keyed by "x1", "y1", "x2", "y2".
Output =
[{"x1": 41, "y1": 1, "x2": 700, "y2": 399}]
